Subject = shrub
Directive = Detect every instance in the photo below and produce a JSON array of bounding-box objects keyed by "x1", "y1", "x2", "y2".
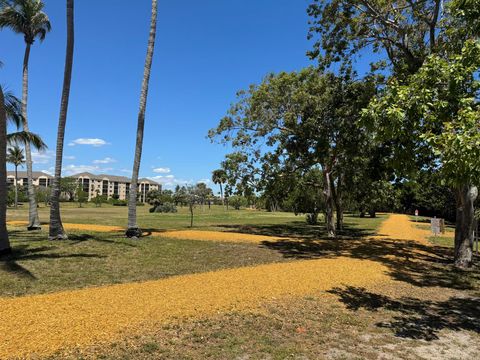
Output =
[
  {"x1": 152, "y1": 202, "x2": 177, "y2": 213},
  {"x1": 229, "y1": 195, "x2": 247, "y2": 210}
]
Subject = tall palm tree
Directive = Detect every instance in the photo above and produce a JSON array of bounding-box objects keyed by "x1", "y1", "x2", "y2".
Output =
[
  {"x1": 0, "y1": 0, "x2": 51, "y2": 230},
  {"x1": 0, "y1": 85, "x2": 10, "y2": 254},
  {"x1": 126, "y1": 0, "x2": 158, "y2": 238},
  {"x1": 49, "y1": 0, "x2": 74, "y2": 240},
  {"x1": 7, "y1": 145, "x2": 24, "y2": 208},
  {"x1": 212, "y1": 169, "x2": 227, "y2": 206}
]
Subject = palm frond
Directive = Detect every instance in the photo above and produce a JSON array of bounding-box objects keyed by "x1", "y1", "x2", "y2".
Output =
[
  {"x1": 2, "y1": 88, "x2": 24, "y2": 128},
  {"x1": 7, "y1": 130, "x2": 47, "y2": 150}
]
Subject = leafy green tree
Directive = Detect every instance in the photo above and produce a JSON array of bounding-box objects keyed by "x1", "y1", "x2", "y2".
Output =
[
  {"x1": 60, "y1": 177, "x2": 77, "y2": 201},
  {"x1": 210, "y1": 68, "x2": 375, "y2": 237},
  {"x1": 307, "y1": 0, "x2": 444, "y2": 76},
  {"x1": 49, "y1": 0, "x2": 75, "y2": 240},
  {"x1": 75, "y1": 187, "x2": 87, "y2": 208},
  {"x1": 126, "y1": 0, "x2": 158, "y2": 238},
  {"x1": 7, "y1": 145, "x2": 24, "y2": 208},
  {"x1": 364, "y1": 39, "x2": 480, "y2": 267},
  {"x1": 0, "y1": 0, "x2": 51, "y2": 231},
  {"x1": 229, "y1": 195, "x2": 247, "y2": 210}
]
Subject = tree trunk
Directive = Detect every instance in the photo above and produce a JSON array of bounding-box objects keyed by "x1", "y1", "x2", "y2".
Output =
[
  {"x1": 190, "y1": 203, "x2": 194, "y2": 227},
  {"x1": 126, "y1": 0, "x2": 158, "y2": 238},
  {"x1": 0, "y1": 87, "x2": 11, "y2": 254},
  {"x1": 332, "y1": 172, "x2": 344, "y2": 231},
  {"x1": 454, "y1": 185, "x2": 478, "y2": 269},
  {"x1": 220, "y1": 183, "x2": 224, "y2": 207},
  {"x1": 49, "y1": 0, "x2": 75, "y2": 240},
  {"x1": 369, "y1": 210, "x2": 376, "y2": 218},
  {"x1": 21, "y1": 43, "x2": 41, "y2": 230},
  {"x1": 14, "y1": 165, "x2": 18, "y2": 209},
  {"x1": 323, "y1": 169, "x2": 336, "y2": 238}
]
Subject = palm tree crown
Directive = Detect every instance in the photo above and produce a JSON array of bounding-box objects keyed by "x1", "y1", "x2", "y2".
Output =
[
  {"x1": 7, "y1": 145, "x2": 24, "y2": 167},
  {"x1": 0, "y1": 0, "x2": 51, "y2": 44}
]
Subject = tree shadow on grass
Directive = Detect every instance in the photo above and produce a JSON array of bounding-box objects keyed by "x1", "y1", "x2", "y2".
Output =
[
  {"x1": 218, "y1": 221, "x2": 377, "y2": 241},
  {"x1": 0, "y1": 244, "x2": 105, "y2": 279},
  {"x1": 261, "y1": 236, "x2": 479, "y2": 290},
  {"x1": 329, "y1": 286, "x2": 480, "y2": 341}
]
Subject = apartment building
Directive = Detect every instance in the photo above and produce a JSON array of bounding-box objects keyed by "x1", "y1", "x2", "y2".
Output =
[
  {"x1": 70, "y1": 172, "x2": 160, "y2": 202},
  {"x1": 6, "y1": 171, "x2": 160, "y2": 203},
  {"x1": 6, "y1": 171, "x2": 53, "y2": 188}
]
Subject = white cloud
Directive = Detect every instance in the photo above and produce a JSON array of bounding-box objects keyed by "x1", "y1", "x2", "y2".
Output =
[
  {"x1": 153, "y1": 167, "x2": 171, "y2": 174},
  {"x1": 120, "y1": 169, "x2": 132, "y2": 174},
  {"x1": 93, "y1": 157, "x2": 116, "y2": 164},
  {"x1": 148, "y1": 175, "x2": 192, "y2": 188},
  {"x1": 32, "y1": 150, "x2": 54, "y2": 164},
  {"x1": 68, "y1": 138, "x2": 108, "y2": 147},
  {"x1": 198, "y1": 178, "x2": 211, "y2": 185},
  {"x1": 62, "y1": 164, "x2": 101, "y2": 175},
  {"x1": 64, "y1": 155, "x2": 75, "y2": 160}
]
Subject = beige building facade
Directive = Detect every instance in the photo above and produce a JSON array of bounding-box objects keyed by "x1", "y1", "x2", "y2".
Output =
[
  {"x1": 7, "y1": 171, "x2": 53, "y2": 188},
  {"x1": 71, "y1": 172, "x2": 160, "y2": 202},
  {"x1": 7, "y1": 171, "x2": 160, "y2": 203}
]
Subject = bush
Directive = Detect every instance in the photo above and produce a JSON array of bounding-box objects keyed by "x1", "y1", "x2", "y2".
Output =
[
  {"x1": 151, "y1": 202, "x2": 177, "y2": 213},
  {"x1": 229, "y1": 195, "x2": 247, "y2": 210}
]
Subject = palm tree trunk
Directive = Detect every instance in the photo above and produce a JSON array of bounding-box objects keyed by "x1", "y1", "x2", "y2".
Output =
[
  {"x1": 49, "y1": 0, "x2": 75, "y2": 240},
  {"x1": 22, "y1": 43, "x2": 41, "y2": 230},
  {"x1": 14, "y1": 164, "x2": 18, "y2": 209},
  {"x1": 220, "y1": 183, "x2": 224, "y2": 207},
  {"x1": 0, "y1": 87, "x2": 11, "y2": 254},
  {"x1": 126, "y1": 0, "x2": 158, "y2": 238}
]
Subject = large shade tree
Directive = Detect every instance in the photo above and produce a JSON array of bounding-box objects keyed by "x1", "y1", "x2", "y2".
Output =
[
  {"x1": 49, "y1": 0, "x2": 74, "y2": 240},
  {"x1": 210, "y1": 69, "x2": 375, "y2": 237},
  {"x1": 0, "y1": 0, "x2": 51, "y2": 230},
  {"x1": 126, "y1": 0, "x2": 158, "y2": 238},
  {"x1": 309, "y1": 0, "x2": 480, "y2": 267}
]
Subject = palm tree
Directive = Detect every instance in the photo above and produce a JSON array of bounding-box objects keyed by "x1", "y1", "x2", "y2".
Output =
[
  {"x1": 212, "y1": 169, "x2": 227, "y2": 206},
  {"x1": 0, "y1": 85, "x2": 10, "y2": 254},
  {"x1": 7, "y1": 145, "x2": 24, "y2": 208},
  {"x1": 126, "y1": 0, "x2": 158, "y2": 238},
  {"x1": 0, "y1": 0, "x2": 51, "y2": 230},
  {"x1": 49, "y1": 0, "x2": 74, "y2": 240}
]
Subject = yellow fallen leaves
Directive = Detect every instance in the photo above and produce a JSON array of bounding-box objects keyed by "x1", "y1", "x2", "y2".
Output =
[
  {"x1": 375, "y1": 214, "x2": 430, "y2": 243},
  {"x1": 156, "y1": 230, "x2": 282, "y2": 243},
  {"x1": 1, "y1": 213, "x2": 439, "y2": 359},
  {"x1": 0, "y1": 257, "x2": 389, "y2": 359}
]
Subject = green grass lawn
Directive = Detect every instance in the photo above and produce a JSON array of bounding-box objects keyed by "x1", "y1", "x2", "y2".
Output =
[
  {"x1": 1, "y1": 207, "x2": 386, "y2": 297},
  {"x1": 7, "y1": 203, "x2": 302, "y2": 230}
]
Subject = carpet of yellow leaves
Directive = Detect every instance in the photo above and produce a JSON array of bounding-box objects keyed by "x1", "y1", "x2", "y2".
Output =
[
  {"x1": 375, "y1": 214, "x2": 431, "y2": 243},
  {"x1": 0, "y1": 258, "x2": 389, "y2": 359},
  {"x1": 1, "y1": 214, "x2": 431, "y2": 358}
]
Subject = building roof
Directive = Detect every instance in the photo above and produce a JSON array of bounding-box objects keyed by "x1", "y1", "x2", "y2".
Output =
[
  {"x1": 7, "y1": 171, "x2": 53, "y2": 179},
  {"x1": 69, "y1": 172, "x2": 159, "y2": 185}
]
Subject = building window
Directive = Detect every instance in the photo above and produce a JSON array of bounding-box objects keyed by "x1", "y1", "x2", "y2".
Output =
[
  {"x1": 113, "y1": 182, "x2": 119, "y2": 196},
  {"x1": 82, "y1": 178, "x2": 90, "y2": 194},
  {"x1": 22, "y1": 178, "x2": 28, "y2": 186},
  {"x1": 102, "y1": 180, "x2": 108, "y2": 196},
  {"x1": 39, "y1": 178, "x2": 47, "y2": 187}
]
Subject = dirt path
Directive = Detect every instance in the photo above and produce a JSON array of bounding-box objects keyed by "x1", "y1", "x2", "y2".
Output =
[{"x1": 0, "y1": 214, "x2": 432, "y2": 358}]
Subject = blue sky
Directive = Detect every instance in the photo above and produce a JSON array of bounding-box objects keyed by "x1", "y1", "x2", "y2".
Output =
[{"x1": 1, "y1": 0, "x2": 315, "y2": 191}]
